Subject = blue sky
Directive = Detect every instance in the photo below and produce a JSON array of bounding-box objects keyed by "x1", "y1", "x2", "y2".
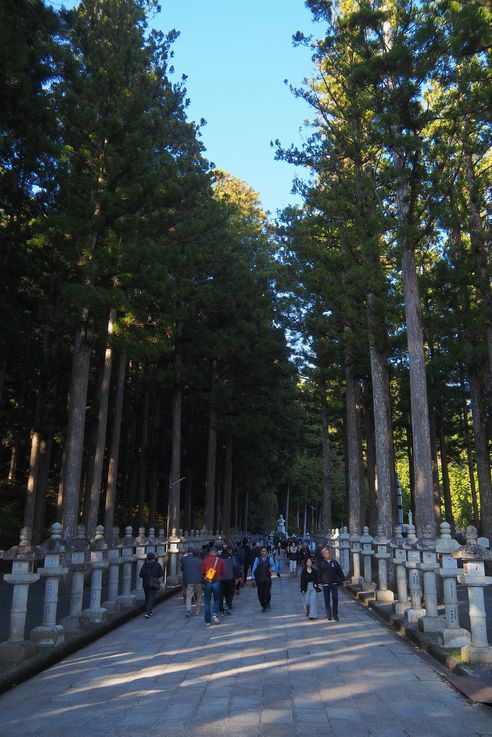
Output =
[{"x1": 48, "y1": 0, "x2": 320, "y2": 215}]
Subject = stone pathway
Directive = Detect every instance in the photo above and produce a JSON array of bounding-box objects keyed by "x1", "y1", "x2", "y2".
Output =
[{"x1": 2, "y1": 575, "x2": 492, "y2": 737}]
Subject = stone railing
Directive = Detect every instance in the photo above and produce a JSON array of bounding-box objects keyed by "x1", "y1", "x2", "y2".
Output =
[
  {"x1": 0, "y1": 522, "x2": 248, "y2": 664},
  {"x1": 333, "y1": 520, "x2": 492, "y2": 665}
]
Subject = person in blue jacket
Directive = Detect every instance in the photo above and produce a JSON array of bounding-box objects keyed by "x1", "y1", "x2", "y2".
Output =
[{"x1": 251, "y1": 546, "x2": 276, "y2": 612}]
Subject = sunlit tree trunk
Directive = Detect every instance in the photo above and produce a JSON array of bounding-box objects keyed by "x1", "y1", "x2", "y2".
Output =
[
  {"x1": 321, "y1": 407, "x2": 332, "y2": 534},
  {"x1": 222, "y1": 434, "x2": 233, "y2": 541},
  {"x1": 104, "y1": 351, "x2": 126, "y2": 537},
  {"x1": 86, "y1": 308, "x2": 116, "y2": 537},
  {"x1": 61, "y1": 311, "x2": 93, "y2": 541}
]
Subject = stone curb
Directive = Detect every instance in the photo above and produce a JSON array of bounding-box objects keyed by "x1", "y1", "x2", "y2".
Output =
[
  {"x1": 344, "y1": 583, "x2": 492, "y2": 705},
  {"x1": 0, "y1": 586, "x2": 180, "y2": 696}
]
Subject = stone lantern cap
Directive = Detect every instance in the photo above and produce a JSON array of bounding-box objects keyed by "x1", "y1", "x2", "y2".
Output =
[
  {"x1": 119, "y1": 526, "x2": 136, "y2": 547},
  {"x1": 135, "y1": 527, "x2": 149, "y2": 545},
  {"x1": 374, "y1": 526, "x2": 391, "y2": 546},
  {"x1": 403, "y1": 524, "x2": 419, "y2": 550},
  {"x1": 435, "y1": 521, "x2": 460, "y2": 555},
  {"x1": 39, "y1": 522, "x2": 66, "y2": 555},
  {"x1": 3, "y1": 526, "x2": 44, "y2": 561},
  {"x1": 90, "y1": 526, "x2": 108, "y2": 552},
  {"x1": 417, "y1": 525, "x2": 436, "y2": 552},
  {"x1": 452, "y1": 544, "x2": 492, "y2": 562},
  {"x1": 360, "y1": 527, "x2": 373, "y2": 545},
  {"x1": 390, "y1": 526, "x2": 405, "y2": 549}
]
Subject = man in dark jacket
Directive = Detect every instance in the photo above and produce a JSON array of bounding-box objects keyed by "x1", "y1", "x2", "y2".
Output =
[
  {"x1": 219, "y1": 545, "x2": 240, "y2": 614},
  {"x1": 181, "y1": 550, "x2": 203, "y2": 617},
  {"x1": 139, "y1": 552, "x2": 164, "y2": 618},
  {"x1": 251, "y1": 547, "x2": 276, "y2": 612},
  {"x1": 318, "y1": 547, "x2": 344, "y2": 621}
]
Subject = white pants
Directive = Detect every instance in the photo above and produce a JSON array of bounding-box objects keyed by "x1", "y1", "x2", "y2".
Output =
[
  {"x1": 303, "y1": 582, "x2": 318, "y2": 619},
  {"x1": 289, "y1": 560, "x2": 297, "y2": 575}
]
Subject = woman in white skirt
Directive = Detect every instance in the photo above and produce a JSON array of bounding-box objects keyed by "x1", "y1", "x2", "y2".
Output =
[{"x1": 300, "y1": 557, "x2": 320, "y2": 619}]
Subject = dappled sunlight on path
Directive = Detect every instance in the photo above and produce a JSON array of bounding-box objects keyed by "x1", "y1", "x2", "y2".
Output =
[{"x1": 1, "y1": 575, "x2": 492, "y2": 737}]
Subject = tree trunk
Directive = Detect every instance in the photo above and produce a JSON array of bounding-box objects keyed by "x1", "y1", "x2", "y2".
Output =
[
  {"x1": 464, "y1": 150, "x2": 492, "y2": 386},
  {"x1": 136, "y1": 385, "x2": 149, "y2": 528},
  {"x1": 204, "y1": 378, "x2": 218, "y2": 532},
  {"x1": 400, "y1": 245, "x2": 435, "y2": 536},
  {"x1": 321, "y1": 408, "x2": 332, "y2": 534},
  {"x1": 104, "y1": 351, "x2": 126, "y2": 537},
  {"x1": 60, "y1": 312, "x2": 93, "y2": 541},
  {"x1": 222, "y1": 434, "x2": 233, "y2": 541},
  {"x1": 406, "y1": 421, "x2": 415, "y2": 523},
  {"x1": 86, "y1": 308, "x2": 116, "y2": 538},
  {"x1": 285, "y1": 480, "x2": 290, "y2": 533},
  {"x1": 243, "y1": 487, "x2": 249, "y2": 531},
  {"x1": 429, "y1": 405, "x2": 443, "y2": 531},
  {"x1": 185, "y1": 473, "x2": 192, "y2": 531},
  {"x1": 468, "y1": 370, "x2": 492, "y2": 538},
  {"x1": 33, "y1": 435, "x2": 52, "y2": 544},
  {"x1": 23, "y1": 429, "x2": 42, "y2": 532},
  {"x1": 364, "y1": 402, "x2": 378, "y2": 534},
  {"x1": 438, "y1": 425, "x2": 455, "y2": 535},
  {"x1": 168, "y1": 382, "x2": 182, "y2": 533},
  {"x1": 367, "y1": 296, "x2": 395, "y2": 536},
  {"x1": 148, "y1": 401, "x2": 160, "y2": 530},
  {"x1": 345, "y1": 333, "x2": 363, "y2": 534},
  {"x1": 461, "y1": 383, "x2": 480, "y2": 529}
]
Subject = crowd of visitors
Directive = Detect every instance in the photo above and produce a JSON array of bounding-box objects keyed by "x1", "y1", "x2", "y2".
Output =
[{"x1": 141, "y1": 535, "x2": 346, "y2": 625}]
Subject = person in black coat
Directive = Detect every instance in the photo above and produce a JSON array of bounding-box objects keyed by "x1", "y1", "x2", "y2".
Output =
[
  {"x1": 318, "y1": 547, "x2": 344, "y2": 621},
  {"x1": 139, "y1": 552, "x2": 164, "y2": 618},
  {"x1": 300, "y1": 558, "x2": 320, "y2": 619}
]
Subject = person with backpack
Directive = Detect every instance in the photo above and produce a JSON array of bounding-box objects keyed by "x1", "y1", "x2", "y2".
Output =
[
  {"x1": 200, "y1": 545, "x2": 224, "y2": 625},
  {"x1": 139, "y1": 552, "x2": 164, "y2": 619},
  {"x1": 251, "y1": 546, "x2": 276, "y2": 612}
]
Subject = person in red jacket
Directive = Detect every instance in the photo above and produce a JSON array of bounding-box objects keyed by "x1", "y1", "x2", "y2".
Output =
[{"x1": 200, "y1": 545, "x2": 225, "y2": 625}]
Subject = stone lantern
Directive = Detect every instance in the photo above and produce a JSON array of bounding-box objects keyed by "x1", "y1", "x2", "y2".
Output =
[
  {"x1": 61, "y1": 524, "x2": 90, "y2": 633},
  {"x1": 0, "y1": 527, "x2": 42, "y2": 661},
  {"x1": 360, "y1": 526, "x2": 375, "y2": 591},
  {"x1": 374, "y1": 526, "x2": 394, "y2": 603},
  {"x1": 167, "y1": 528, "x2": 181, "y2": 586},
  {"x1": 81, "y1": 525, "x2": 108, "y2": 625},
  {"x1": 339, "y1": 527, "x2": 350, "y2": 578},
  {"x1": 117, "y1": 526, "x2": 136, "y2": 609},
  {"x1": 103, "y1": 526, "x2": 122, "y2": 611},
  {"x1": 134, "y1": 527, "x2": 149, "y2": 601},
  {"x1": 404, "y1": 524, "x2": 425, "y2": 624},
  {"x1": 30, "y1": 522, "x2": 68, "y2": 647},
  {"x1": 391, "y1": 526, "x2": 409, "y2": 617},
  {"x1": 157, "y1": 528, "x2": 167, "y2": 587},
  {"x1": 453, "y1": 526, "x2": 492, "y2": 664},
  {"x1": 417, "y1": 525, "x2": 442, "y2": 633},
  {"x1": 350, "y1": 531, "x2": 363, "y2": 586},
  {"x1": 436, "y1": 521, "x2": 470, "y2": 648}
]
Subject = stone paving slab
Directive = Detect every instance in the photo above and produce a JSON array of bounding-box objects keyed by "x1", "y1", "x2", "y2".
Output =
[{"x1": 2, "y1": 575, "x2": 492, "y2": 737}]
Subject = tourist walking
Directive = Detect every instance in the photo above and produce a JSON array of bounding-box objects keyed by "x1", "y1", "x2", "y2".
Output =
[
  {"x1": 251, "y1": 546, "x2": 276, "y2": 612},
  {"x1": 287, "y1": 540, "x2": 299, "y2": 577},
  {"x1": 239, "y1": 537, "x2": 251, "y2": 584},
  {"x1": 219, "y1": 545, "x2": 240, "y2": 614},
  {"x1": 139, "y1": 552, "x2": 163, "y2": 618},
  {"x1": 318, "y1": 547, "x2": 344, "y2": 621},
  {"x1": 300, "y1": 557, "x2": 320, "y2": 619},
  {"x1": 201, "y1": 545, "x2": 224, "y2": 625},
  {"x1": 181, "y1": 549, "x2": 203, "y2": 617}
]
